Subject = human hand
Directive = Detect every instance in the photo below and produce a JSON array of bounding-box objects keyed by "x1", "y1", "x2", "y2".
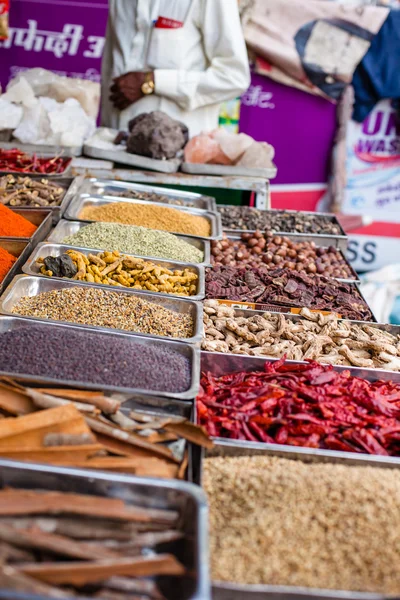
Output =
[{"x1": 109, "y1": 71, "x2": 154, "y2": 111}]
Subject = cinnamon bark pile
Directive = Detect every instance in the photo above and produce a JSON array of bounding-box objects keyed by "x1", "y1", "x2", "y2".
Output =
[
  {"x1": 0, "y1": 487, "x2": 185, "y2": 599},
  {"x1": 0, "y1": 378, "x2": 212, "y2": 478}
]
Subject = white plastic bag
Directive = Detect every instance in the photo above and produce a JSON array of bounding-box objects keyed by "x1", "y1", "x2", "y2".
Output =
[{"x1": 360, "y1": 264, "x2": 400, "y2": 324}]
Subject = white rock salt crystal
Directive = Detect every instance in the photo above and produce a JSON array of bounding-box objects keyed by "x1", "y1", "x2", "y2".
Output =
[
  {"x1": 4, "y1": 76, "x2": 36, "y2": 107},
  {"x1": 13, "y1": 101, "x2": 53, "y2": 144},
  {"x1": 47, "y1": 98, "x2": 95, "y2": 147},
  {"x1": 0, "y1": 98, "x2": 23, "y2": 129}
]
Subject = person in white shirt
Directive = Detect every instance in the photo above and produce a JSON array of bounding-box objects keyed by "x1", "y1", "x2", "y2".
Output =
[{"x1": 101, "y1": 0, "x2": 250, "y2": 136}]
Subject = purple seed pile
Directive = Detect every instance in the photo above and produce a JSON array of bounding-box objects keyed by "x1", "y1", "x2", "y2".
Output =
[{"x1": 0, "y1": 325, "x2": 191, "y2": 393}]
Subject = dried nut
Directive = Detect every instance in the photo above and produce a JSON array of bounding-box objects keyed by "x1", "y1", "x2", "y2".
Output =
[{"x1": 210, "y1": 230, "x2": 354, "y2": 280}]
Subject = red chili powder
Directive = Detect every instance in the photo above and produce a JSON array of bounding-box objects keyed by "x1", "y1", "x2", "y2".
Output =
[
  {"x1": 0, "y1": 247, "x2": 17, "y2": 283},
  {"x1": 0, "y1": 204, "x2": 37, "y2": 237}
]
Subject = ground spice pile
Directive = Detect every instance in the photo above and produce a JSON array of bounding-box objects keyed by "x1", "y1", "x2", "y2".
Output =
[
  {"x1": 0, "y1": 247, "x2": 17, "y2": 283},
  {"x1": 204, "y1": 454, "x2": 400, "y2": 594},
  {"x1": 12, "y1": 286, "x2": 194, "y2": 338},
  {"x1": 0, "y1": 204, "x2": 37, "y2": 238},
  {"x1": 62, "y1": 222, "x2": 204, "y2": 263},
  {"x1": 0, "y1": 324, "x2": 191, "y2": 393},
  {"x1": 79, "y1": 201, "x2": 211, "y2": 237}
]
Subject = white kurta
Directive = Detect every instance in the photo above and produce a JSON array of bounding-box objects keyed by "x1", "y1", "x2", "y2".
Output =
[{"x1": 101, "y1": 0, "x2": 250, "y2": 137}]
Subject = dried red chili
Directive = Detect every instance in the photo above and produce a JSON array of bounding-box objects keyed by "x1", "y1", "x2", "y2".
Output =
[
  {"x1": 197, "y1": 357, "x2": 400, "y2": 456},
  {"x1": 0, "y1": 149, "x2": 71, "y2": 175}
]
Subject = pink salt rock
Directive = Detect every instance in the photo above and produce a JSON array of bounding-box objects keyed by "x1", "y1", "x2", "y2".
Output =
[{"x1": 184, "y1": 133, "x2": 221, "y2": 164}]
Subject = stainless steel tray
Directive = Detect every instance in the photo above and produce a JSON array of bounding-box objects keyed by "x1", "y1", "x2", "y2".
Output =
[
  {"x1": 0, "y1": 459, "x2": 210, "y2": 600},
  {"x1": 0, "y1": 315, "x2": 200, "y2": 400},
  {"x1": 2, "y1": 208, "x2": 53, "y2": 247},
  {"x1": 22, "y1": 242, "x2": 205, "y2": 302},
  {"x1": 77, "y1": 178, "x2": 217, "y2": 211},
  {"x1": 198, "y1": 440, "x2": 396, "y2": 600},
  {"x1": 222, "y1": 232, "x2": 358, "y2": 283},
  {"x1": 181, "y1": 161, "x2": 277, "y2": 179},
  {"x1": 65, "y1": 194, "x2": 223, "y2": 241},
  {"x1": 0, "y1": 174, "x2": 85, "y2": 223},
  {"x1": 0, "y1": 239, "x2": 32, "y2": 296},
  {"x1": 197, "y1": 351, "x2": 400, "y2": 455},
  {"x1": 1, "y1": 274, "x2": 203, "y2": 345},
  {"x1": 202, "y1": 306, "x2": 390, "y2": 362},
  {"x1": 221, "y1": 208, "x2": 347, "y2": 251},
  {"x1": 46, "y1": 219, "x2": 212, "y2": 267}
]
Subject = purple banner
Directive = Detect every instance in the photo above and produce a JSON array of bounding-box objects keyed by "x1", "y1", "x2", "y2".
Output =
[
  {"x1": 239, "y1": 73, "x2": 337, "y2": 185},
  {"x1": 0, "y1": 0, "x2": 108, "y2": 91}
]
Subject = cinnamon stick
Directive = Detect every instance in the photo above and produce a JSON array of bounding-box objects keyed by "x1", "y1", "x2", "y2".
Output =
[
  {"x1": 0, "y1": 445, "x2": 104, "y2": 464},
  {"x1": 26, "y1": 389, "x2": 99, "y2": 414},
  {"x1": 0, "y1": 404, "x2": 91, "y2": 449},
  {"x1": 85, "y1": 416, "x2": 178, "y2": 462},
  {"x1": 21, "y1": 554, "x2": 185, "y2": 585},
  {"x1": 0, "y1": 382, "x2": 36, "y2": 415},
  {"x1": 164, "y1": 421, "x2": 214, "y2": 449},
  {"x1": 69, "y1": 456, "x2": 179, "y2": 479},
  {"x1": 0, "y1": 517, "x2": 135, "y2": 541},
  {"x1": 0, "y1": 522, "x2": 120, "y2": 560},
  {"x1": 36, "y1": 388, "x2": 120, "y2": 414},
  {"x1": 0, "y1": 489, "x2": 178, "y2": 523},
  {"x1": 0, "y1": 541, "x2": 34, "y2": 563},
  {"x1": 0, "y1": 565, "x2": 70, "y2": 598}
]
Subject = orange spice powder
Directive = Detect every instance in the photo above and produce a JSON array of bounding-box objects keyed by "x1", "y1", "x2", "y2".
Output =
[
  {"x1": 0, "y1": 205, "x2": 37, "y2": 238},
  {"x1": 0, "y1": 247, "x2": 17, "y2": 283}
]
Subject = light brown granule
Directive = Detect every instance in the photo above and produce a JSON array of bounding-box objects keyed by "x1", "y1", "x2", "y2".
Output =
[
  {"x1": 12, "y1": 286, "x2": 194, "y2": 338},
  {"x1": 79, "y1": 202, "x2": 211, "y2": 237},
  {"x1": 203, "y1": 455, "x2": 400, "y2": 594}
]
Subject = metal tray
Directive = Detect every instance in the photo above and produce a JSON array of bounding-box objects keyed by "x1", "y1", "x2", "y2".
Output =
[
  {"x1": 198, "y1": 440, "x2": 397, "y2": 600},
  {"x1": 22, "y1": 242, "x2": 205, "y2": 302},
  {"x1": 221, "y1": 232, "x2": 358, "y2": 283},
  {"x1": 0, "y1": 140, "x2": 82, "y2": 157},
  {"x1": 201, "y1": 307, "x2": 397, "y2": 365},
  {"x1": 0, "y1": 174, "x2": 85, "y2": 223},
  {"x1": 46, "y1": 219, "x2": 212, "y2": 267},
  {"x1": 196, "y1": 352, "x2": 400, "y2": 482},
  {"x1": 64, "y1": 194, "x2": 223, "y2": 241},
  {"x1": 77, "y1": 178, "x2": 217, "y2": 211},
  {"x1": 0, "y1": 315, "x2": 200, "y2": 400},
  {"x1": 181, "y1": 161, "x2": 277, "y2": 180},
  {"x1": 1, "y1": 208, "x2": 53, "y2": 247},
  {"x1": 221, "y1": 208, "x2": 347, "y2": 251},
  {"x1": 0, "y1": 459, "x2": 210, "y2": 600},
  {"x1": 0, "y1": 239, "x2": 32, "y2": 296},
  {"x1": 1, "y1": 274, "x2": 203, "y2": 345},
  {"x1": 84, "y1": 141, "x2": 182, "y2": 174}
]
